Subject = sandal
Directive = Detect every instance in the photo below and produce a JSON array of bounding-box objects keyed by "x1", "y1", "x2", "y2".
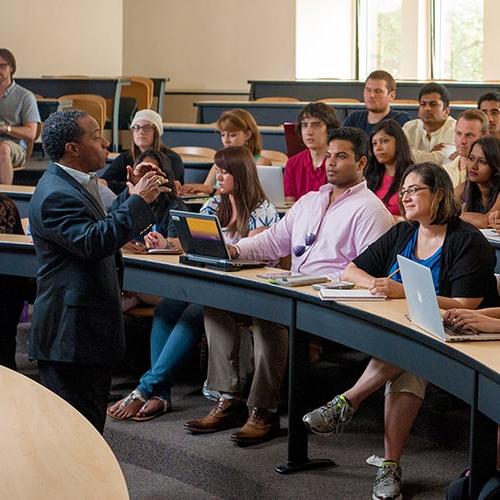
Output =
[
  {"x1": 132, "y1": 396, "x2": 172, "y2": 422},
  {"x1": 107, "y1": 389, "x2": 147, "y2": 421}
]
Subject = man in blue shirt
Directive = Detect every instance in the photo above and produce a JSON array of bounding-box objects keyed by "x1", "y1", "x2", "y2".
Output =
[
  {"x1": 0, "y1": 48, "x2": 40, "y2": 184},
  {"x1": 343, "y1": 70, "x2": 410, "y2": 135}
]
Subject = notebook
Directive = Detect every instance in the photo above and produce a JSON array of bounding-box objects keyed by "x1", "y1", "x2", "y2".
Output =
[
  {"x1": 284, "y1": 122, "x2": 307, "y2": 158},
  {"x1": 480, "y1": 228, "x2": 500, "y2": 240},
  {"x1": 397, "y1": 255, "x2": 500, "y2": 342},
  {"x1": 170, "y1": 210, "x2": 266, "y2": 272},
  {"x1": 319, "y1": 289, "x2": 386, "y2": 302},
  {"x1": 257, "y1": 166, "x2": 286, "y2": 209}
]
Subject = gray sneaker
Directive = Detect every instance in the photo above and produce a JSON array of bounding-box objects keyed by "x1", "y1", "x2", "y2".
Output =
[
  {"x1": 372, "y1": 461, "x2": 402, "y2": 500},
  {"x1": 302, "y1": 394, "x2": 355, "y2": 435}
]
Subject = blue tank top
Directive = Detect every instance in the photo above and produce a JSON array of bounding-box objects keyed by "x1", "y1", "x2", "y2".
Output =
[{"x1": 386, "y1": 228, "x2": 442, "y2": 294}]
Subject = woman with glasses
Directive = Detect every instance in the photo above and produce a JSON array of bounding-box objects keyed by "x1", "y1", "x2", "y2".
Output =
[
  {"x1": 108, "y1": 146, "x2": 278, "y2": 422},
  {"x1": 366, "y1": 119, "x2": 414, "y2": 218},
  {"x1": 303, "y1": 163, "x2": 498, "y2": 500},
  {"x1": 454, "y1": 136, "x2": 500, "y2": 229},
  {"x1": 101, "y1": 109, "x2": 184, "y2": 195},
  {"x1": 179, "y1": 108, "x2": 271, "y2": 196}
]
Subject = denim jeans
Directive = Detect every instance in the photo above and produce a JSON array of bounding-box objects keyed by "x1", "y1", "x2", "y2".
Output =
[{"x1": 137, "y1": 298, "x2": 204, "y2": 401}]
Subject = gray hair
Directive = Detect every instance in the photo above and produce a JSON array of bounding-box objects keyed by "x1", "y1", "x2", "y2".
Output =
[{"x1": 41, "y1": 110, "x2": 88, "y2": 161}]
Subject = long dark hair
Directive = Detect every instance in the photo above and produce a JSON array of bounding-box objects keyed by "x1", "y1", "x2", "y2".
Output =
[
  {"x1": 365, "y1": 119, "x2": 413, "y2": 205},
  {"x1": 463, "y1": 137, "x2": 500, "y2": 213},
  {"x1": 134, "y1": 149, "x2": 177, "y2": 199},
  {"x1": 213, "y1": 146, "x2": 268, "y2": 237}
]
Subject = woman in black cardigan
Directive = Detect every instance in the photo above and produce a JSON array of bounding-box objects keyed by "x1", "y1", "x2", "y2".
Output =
[
  {"x1": 101, "y1": 109, "x2": 184, "y2": 195},
  {"x1": 303, "y1": 163, "x2": 498, "y2": 500}
]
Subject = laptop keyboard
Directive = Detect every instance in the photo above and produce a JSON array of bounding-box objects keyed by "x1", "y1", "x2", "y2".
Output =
[{"x1": 443, "y1": 322, "x2": 477, "y2": 337}]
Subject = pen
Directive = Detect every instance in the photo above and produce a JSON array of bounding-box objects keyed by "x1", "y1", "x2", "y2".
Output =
[
  {"x1": 139, "y1": 223, "x2": 153, "y2": 236},
  {"x1": 387, "y1": 267, "x2": 400, "y2": 279}
]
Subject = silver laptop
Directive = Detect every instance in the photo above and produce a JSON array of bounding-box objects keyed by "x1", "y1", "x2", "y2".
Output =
[
  {"x1": 397, "y1": 255, "x2": 500, "y2": 342},
  {"x1": 257, "y1": 166, "x2": 286, "y2": 209},
  {"x1": 170, "y1": 210, "x2": 265, "y2": 272}
]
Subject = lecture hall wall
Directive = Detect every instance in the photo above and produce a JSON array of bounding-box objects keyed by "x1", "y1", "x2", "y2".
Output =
[
  {"x1": 3, "y1": 0, "x2": 498, "y2": 119},
  {"x1": 3, "y1": 0, "x2": 295, "y2": 91}
]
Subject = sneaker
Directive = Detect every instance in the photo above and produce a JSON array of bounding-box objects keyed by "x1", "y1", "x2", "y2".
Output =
[
  {"x1": 372, "y1": 461, "x2": 402, "y2": 500},
  {"x1": 302, "y1": 394, "x2": 355, "y2": 435}
]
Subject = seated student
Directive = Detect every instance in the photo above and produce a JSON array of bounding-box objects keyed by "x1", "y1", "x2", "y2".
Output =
[
  {"x1": 478, "y1": 92, "x2": 500, "y2": 139},
  {"x1": 403, "y1": 83, "x2": 456, "y2": 165},
  {"x1": 179, "y1": 108, "x2": 271, "y2": 196},
  {"x1": 0, "y1": 195, "x2": 35, "y2": 369},
  {"x1": 365, "y1": 119, "x2": 413, "y2": 218},
  {"x1": 184, "y1": 128, "x2": 393, "y2": 445},
  {"x1": 131, "y1": 149, "x2": 188, "y2": 241},
  {"x1": 444, "y1": 307, "x2": 500, "y2": 472},
  {"x1": 342, "y1": 70, "x2": 410, "y2": 134},
  {"x1": 101, "y1": 109, "x2": 184, "y2": 194},
  {"x1": 455, "y1": 136, "x2": 500, "y2": 229},
  {"x1": 303, "y1": 163, "x2": 498, "y2": 500},
  {"x1": 443, "y1": 109, "x2": 488, "y2": 188},
  {"x1": 284, "y1": 102, "x2": 339, "y2": 203},
  {"x1": 107, "y1": 146, "x2": 278, "y2": 421}
]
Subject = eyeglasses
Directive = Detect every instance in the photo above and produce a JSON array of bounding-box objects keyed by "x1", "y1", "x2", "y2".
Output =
[
  {"x1": 293, "y1": 232, "x2": 316, "y2": 257},
  {"x1": 398, "y1": 185, "x2": 432, "y2": 198},
  {"x1": 130, "y1": 124, "x2": 156, "y2": 132}
]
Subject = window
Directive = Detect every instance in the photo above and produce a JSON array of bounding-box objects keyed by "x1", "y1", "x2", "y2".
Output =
[
  {"x1": 433, "y1": 0, "x2": 484, "y2": 81},
  {"x1": 295, "y1": 0, "x2": 489, "y2": 81},
  {"x1": 358, "y1": 0, "x2": 403, "y2": 78},
  {"x1": 295, "y1": 0, "x2": 355, "y2": 79}
]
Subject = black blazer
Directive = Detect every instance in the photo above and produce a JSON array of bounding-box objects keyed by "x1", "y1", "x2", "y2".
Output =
[{"x1": 28, "y1": 163, "x2": 155, "y2": 366}]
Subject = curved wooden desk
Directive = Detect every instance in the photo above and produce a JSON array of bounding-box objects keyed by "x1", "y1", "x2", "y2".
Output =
[
  {"x1": 1, "y1": 366, "x2": 128, "y2": 500},
  {"x1": 0, "y1": 235, "x2": 499, "y2": 499}
]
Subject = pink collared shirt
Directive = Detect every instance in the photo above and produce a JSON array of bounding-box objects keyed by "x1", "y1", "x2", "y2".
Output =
[{"x1": 237, "y1": 181, "x2": 394, "y2": 279}]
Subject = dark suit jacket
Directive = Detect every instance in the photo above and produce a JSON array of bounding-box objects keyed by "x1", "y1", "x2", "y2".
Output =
[{"x1": 28, "y1": 163, "x2": 155, "y2": 366}]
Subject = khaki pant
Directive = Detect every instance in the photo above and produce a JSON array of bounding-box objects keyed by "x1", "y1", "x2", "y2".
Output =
[
  {"x1": 204, "y1": 307, "x2": 288, "y2": 410},
  {"x1": 385, "y1": 370, "x2": 427, "y2": 400},
  {"x1": 2, "y1": 140, "x2": 26, "y2": 167}
]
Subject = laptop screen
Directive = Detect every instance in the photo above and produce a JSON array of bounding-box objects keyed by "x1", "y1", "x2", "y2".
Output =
[{"x1": 171, "y1": 210, "x2": 230, "y2": 259}]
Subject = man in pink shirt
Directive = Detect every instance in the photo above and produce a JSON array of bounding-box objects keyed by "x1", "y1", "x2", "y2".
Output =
[
  {"x1": 284, "y1": 102, "x2": 339, "y2": 203},
  {"x1": 184, "y1": 127, "x2": 393, "y2": 445}
]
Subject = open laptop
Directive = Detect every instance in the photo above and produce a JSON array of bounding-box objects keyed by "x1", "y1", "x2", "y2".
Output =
[
  {"x1": 257, "y1": 165, "x2": 287, "y2": 209},
  {"x1": 397, "y1": 255, "x2": 500, "y2": 342},
  {"x1": 170, "y1": 210, "x2": 266, "y2": 272}
]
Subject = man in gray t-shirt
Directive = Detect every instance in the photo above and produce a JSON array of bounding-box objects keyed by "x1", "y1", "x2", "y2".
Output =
[{"x1": 0, "y1": 48, "x2": 40, "y2": 184}]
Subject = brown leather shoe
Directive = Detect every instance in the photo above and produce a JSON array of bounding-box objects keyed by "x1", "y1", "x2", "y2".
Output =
[
  {"x1": 184, "y1": 397, "x2": 248, "y2": 434},
  {"x1": 230, "y1": 407, "x2": 280, "y2": 445}
]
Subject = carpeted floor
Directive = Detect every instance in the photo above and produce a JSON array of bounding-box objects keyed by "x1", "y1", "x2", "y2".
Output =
[{"x1": 16, "y1": 305, "x2": 470, "y2": 500}]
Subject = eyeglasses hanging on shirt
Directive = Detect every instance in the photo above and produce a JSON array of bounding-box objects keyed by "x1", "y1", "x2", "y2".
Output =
[{"x1": 293, "y1": 232, "x2": 316, "y2": 257}]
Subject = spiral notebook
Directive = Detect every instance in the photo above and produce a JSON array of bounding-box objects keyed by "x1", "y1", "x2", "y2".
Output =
[{"x1": 319, "y1": 289, "x2": 386, "y2": 301}]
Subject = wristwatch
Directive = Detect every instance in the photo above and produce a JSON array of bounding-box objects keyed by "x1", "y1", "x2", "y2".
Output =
[{"x1": 5, "y1": 125, "x2": 11, "y2": 134}]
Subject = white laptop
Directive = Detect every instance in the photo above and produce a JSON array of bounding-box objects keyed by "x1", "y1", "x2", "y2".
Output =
[
  {"x1": 397, "y1": 255, "x2": 500, "y2": 342},
  {"x1": 257, "y1": 166, "x2": 286, "y2": 209}
]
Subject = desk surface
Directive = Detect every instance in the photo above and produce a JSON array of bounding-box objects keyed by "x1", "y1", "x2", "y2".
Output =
[
  {"x1": 1, "y1": 235, "x2": 499, "y2": 495},
  {"x1": 248, "y1": 79, "x2": 500, "y2": 101},
  {"x1": 194, "y1": 100, "x2": 474, "y2": 125},
  {"x1": 1, "y1": 366, "x2": 128, "y2": 500},
  {"x1": 162, "y1": 122, "x2": 286, "y2": 153},
  {"x1": 17, "y1": 77, "x2": 131, "y2": 153}
]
